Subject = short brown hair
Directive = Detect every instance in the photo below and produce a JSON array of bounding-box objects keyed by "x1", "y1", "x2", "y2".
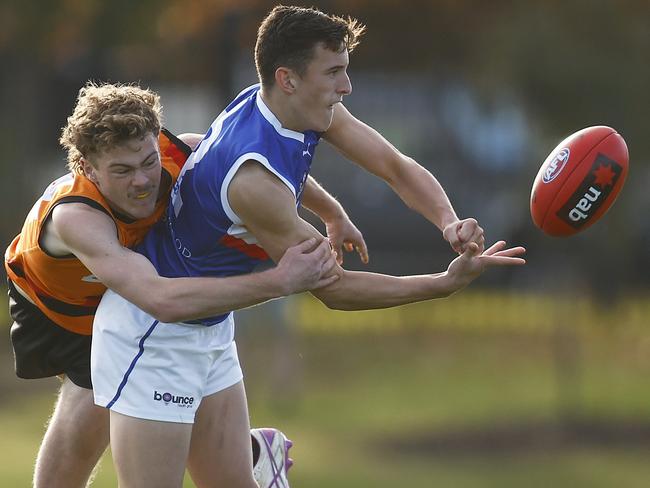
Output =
[
  {"x1": 255, "y1": 5, "x2": 365, "y2": 88},
  {"x1": 60, "y1": 82, "x2": 162, "y2": 174}
]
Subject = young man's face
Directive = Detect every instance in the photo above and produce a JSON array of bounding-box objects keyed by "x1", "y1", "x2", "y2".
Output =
[
  {"x1": 82, "y1": 133, "x2": 162, "y2": 220},
  {"x1": 293, "y1": 43, "x2": 352, "y2": 132}
]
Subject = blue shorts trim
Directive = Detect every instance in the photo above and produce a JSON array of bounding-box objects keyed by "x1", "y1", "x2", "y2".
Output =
[{"x1": 106, "y1": 319, "x2": 159, "y2": 409}]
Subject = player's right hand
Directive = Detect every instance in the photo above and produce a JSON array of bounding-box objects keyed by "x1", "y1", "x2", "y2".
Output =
[
  {"x1": 443, "y1": 218, "x2": 485, "y2": 254},
  {"x1": 276, "y1": 238, "x2": 339, "y2": 295},
  {"x1": 445, "y1": 241, "x2": 526, "y2": 292}
]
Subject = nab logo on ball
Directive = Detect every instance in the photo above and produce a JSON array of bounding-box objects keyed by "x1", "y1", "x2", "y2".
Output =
[
  {"x1": 542, "y1": 148, "x2": 570, "y2": 183},
  {"x1": 557, "y1": 153, "x2": 623, "y2": 229}
]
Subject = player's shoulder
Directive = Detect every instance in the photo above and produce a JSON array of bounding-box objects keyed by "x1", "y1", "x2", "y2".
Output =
[
  {"x1": 225, "y1": 83, "x2": 260, "y2": 113},
  {"x1": 50, "y1": 200, "x2": 113, "y2": 229},
  {"x1": 44, "y1": 201, "x2": 115, "y2": 256},
  {"x1": 234, "y1": 83, "x2": 260, "y2": 100},
  {"x1": 221, "y1": 97, "x2": 278, "y2": 150},
  {"x1": 229, "y1": 161, "x2": 297, "y2": 218},
  {"x1": 210, "y1": 84, "x2": 290, "y2": 165}
]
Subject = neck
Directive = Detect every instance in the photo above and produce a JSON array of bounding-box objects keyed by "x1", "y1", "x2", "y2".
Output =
[{"x1": 259, "y1": 87, "x2": 303, "y2": 132}]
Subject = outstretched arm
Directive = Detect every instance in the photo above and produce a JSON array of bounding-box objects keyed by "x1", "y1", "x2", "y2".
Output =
[
  {"x1": 48, "y1": 203, "x2": 337, "y2": 323},
  {"x1": 324, "y1": 104, "x2": 484, "y2": 253},
  {"x1": 228, "y1": 161, "x2": 525, "y2": 311}
]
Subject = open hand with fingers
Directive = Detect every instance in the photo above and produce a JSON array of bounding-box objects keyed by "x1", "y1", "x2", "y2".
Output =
[
  {"x1": 274, "y1": 238, "x2": 339, "y2": 295},
  {"x1": 325, "y1": 213, "x2": 369, "y2": 265},
  {"x1": 445, "y1": 240, "x2": 526, "y2": 293}
]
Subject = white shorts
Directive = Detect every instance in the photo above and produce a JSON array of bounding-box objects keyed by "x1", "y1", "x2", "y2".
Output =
[{"x1": 91, "y1": 289, "x2": 240, "y2": 424}]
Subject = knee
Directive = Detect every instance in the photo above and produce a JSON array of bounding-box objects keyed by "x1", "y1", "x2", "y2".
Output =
[{"x1": 46, "y1": 406, "x2": 109, "y2": 457}]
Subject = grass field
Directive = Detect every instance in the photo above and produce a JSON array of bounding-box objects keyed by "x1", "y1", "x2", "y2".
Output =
[{"x1": 3, "y1": 305, "x2": 650, "y2": 487}]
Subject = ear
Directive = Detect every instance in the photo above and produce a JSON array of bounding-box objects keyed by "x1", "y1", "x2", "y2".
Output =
[
  {"x1": 80, "y1": 158, "x2": 98, "y2": 184},
  {"x1": 275, "y1": 67, "x2": 297, "y2": 94}
]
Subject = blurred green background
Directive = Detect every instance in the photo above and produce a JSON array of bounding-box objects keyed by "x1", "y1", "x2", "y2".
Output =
[{"x1": 1, "y1": 0, "x2": 650, "y2": 486}]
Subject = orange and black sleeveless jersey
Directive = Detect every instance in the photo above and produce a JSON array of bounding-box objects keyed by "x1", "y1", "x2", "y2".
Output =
[{"x1": 4, "y1": 129, "x2": 191, "y2": 336}]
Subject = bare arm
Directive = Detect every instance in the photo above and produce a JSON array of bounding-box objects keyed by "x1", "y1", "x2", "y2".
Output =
[
  {"x1": 324, "y1": 104, "x2": 484, "y2": 253},
  {"x1": 48, "y1": 203, "x2": 336, "y2": 323},
  {"x1": 228, "y1": 162, "x2": 525, "y2": 311},
  {"x1": 301, "y1": 175, "x2": 368, "y2": 264}
]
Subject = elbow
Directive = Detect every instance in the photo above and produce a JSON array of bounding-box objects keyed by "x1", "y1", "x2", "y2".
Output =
[
  {"x1": 383, "y1": 156, "x2": 414, "y2": 192},
  {"x1": 381, "y1": 165, "x2": 399, "y2": 187},
  {"x1": 154, "y1": 305, "x2": 188, "y2": 324},
  {"x1": 153, "y1": 309, "x2": 183, "y2": 324},
  {"x1": 323, "y1": 299, "x2": 346, "y2": 311},
  {"x1": 141, "y1": 296, "x2": 185, "y2": 323},
  {"x1": 317, "y1": 293, "x2": 357, "y2": 311},
  {"x1": 329, "y1": 302, "x2": 357, "y2": 311},
  {"x1": 312, "y1": 271, "x2": 363, "y2": 311}
]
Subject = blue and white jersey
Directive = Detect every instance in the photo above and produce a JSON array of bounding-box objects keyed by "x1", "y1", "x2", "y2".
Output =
[{"x1": 138, "y1": 84, "x2": 320, "y2": 325}]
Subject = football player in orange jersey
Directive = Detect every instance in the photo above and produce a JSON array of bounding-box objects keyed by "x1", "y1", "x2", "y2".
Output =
[{"x1": 5, "y1": 82, "x2": 368, "y2": 488}]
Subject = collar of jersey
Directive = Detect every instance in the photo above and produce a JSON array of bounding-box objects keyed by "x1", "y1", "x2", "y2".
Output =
[{"x1": 255, "y1": 93, "x2": 305, "y2": 143}]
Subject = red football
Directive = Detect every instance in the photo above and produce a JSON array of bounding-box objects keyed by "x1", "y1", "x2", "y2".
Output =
[{"x1": 530, "y1": 126, "x2": 629, "y2": 236}]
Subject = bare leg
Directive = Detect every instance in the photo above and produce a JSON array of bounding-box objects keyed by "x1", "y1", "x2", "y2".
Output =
[
  {"x1": 187, "y1": 381, "x2": 259, "y2": 488},
  {"x1": 109, "y1": 411, "x2": 192, "y2": 488},
  {"x1": 34, "y1": 377, "x2": 109, "y2": 488}
]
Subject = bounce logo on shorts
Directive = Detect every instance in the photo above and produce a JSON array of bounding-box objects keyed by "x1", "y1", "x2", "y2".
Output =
[{"x1": 153, "y1": 390, "x2": 195, "y2": 408}]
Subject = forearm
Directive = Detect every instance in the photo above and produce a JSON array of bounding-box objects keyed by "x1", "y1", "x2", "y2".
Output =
[
  {"x1": 325, "y1": 105, "x2": 459, "y2": 230},
  {"x1": 301, "y1": 176, "x2": 345, "y2": 221},
  {"x1": 388, "y1": 158, "x2": 458, "y2": 230},
  {"x1": 118, "y1": 268, "x2": 287, "y2": 323},
  {"x1": 56, "y1": 202, "x2": 299, "y2": 324},
  {"x1": 312, "y1": 269, "x2": 454, "y2": 311}
]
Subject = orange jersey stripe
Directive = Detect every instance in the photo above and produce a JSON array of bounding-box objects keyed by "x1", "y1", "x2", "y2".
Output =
[{"x1": 220, "y1": 234, "x2": 269, "y2": 260}]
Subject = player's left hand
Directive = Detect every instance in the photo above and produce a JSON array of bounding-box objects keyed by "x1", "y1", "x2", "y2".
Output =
[
  {"x1": 325, "y1": 213, "x2": 369, "y2": 265},
  {"x1": 443, "y1": 218, "x2": 485, "y2": 254},
  {"x1": 446, "y1": 240, "x2": 526, "y2": 291}
]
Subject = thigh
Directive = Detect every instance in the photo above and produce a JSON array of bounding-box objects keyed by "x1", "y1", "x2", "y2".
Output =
[
  {"x1": 8, "y1": 281, "x2": 93, "y2": 388},
  {"x1": 34, "y1": 378, "x2": 109, "y2": 488},
  {"x1": 91, "y1": 289, "x2": 208, "y2": 423},
  {"x1": 187, "y1": 381, "x2": 257, "y2": 488},
  {"x1": 51, "y1": 377, "x2": 109, "y2": 437},
  {"x1": 110, "y1": 411, "x2": 192, "y2": 488}
]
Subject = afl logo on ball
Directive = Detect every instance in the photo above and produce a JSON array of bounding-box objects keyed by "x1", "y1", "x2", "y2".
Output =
[{"x1": 542, "y1": 148, "x2": 570, "y2": 184}]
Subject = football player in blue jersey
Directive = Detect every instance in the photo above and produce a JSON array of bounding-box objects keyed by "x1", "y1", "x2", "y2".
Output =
[{"x1": 90, "y1": 6, "x2": 526, "y2": 488}]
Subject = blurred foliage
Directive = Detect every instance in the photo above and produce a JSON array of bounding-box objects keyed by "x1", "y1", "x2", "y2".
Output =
[
  {"x1": 293, "y1": 289, "x2": 650, "y2": 333},
  {"x1": 1, "y1": 0, "x2": 648, "y2": 291}
]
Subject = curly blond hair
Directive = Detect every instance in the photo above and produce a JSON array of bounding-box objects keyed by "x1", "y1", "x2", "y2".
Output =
[{"x1": 60, "y1": 82, "x2": 162, "y2": 174}]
